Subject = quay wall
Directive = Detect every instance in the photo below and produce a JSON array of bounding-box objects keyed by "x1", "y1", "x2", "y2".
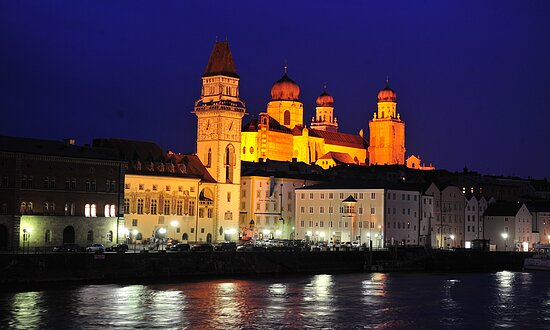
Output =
[{"x1": 0, "y1": 249, "x2": 535, "y2": 286}]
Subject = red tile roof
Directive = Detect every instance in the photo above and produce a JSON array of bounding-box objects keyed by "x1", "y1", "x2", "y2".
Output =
[{"x1": 202, "y1": 41, "x2": 239, "y2": 78}]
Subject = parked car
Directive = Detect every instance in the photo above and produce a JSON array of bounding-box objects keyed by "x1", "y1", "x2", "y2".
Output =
[
  {"x1": 106, "y1": 243, "x2": 129, "y2": 253},
  {"x1": 86, "y1": 243, "x2": 105, "y2": 253},
  {"x1": 191, "y1": 243, "x2": 214, "y2": 252},
  {"x1": 214, "y1": 242, "x2": 237, "y2": 252},
  {"x1": 168, "y1": 243, "x2": 191, "y2": 252},
  {"x1": 53, "y1": 243, "x2": 80, "y2": 252}
]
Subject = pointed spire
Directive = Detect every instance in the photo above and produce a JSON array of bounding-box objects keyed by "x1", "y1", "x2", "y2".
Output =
[
  {"x1": 202, "y1": 40, "x2": 239, "y2": 78},
  {"x1": 386, "y1": 76, "x2": 389, "y2": 86},
  {"x1": 323, "y1": 82, "x2": 327, "y2": 91},
  {"x1": 283, "y1": 62, "x2": 288, "y2": 74}
]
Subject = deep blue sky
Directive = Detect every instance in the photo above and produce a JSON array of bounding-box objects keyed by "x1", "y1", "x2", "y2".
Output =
[{"x1": 1, "y1": 1, "x2": 549, "y2": 179}]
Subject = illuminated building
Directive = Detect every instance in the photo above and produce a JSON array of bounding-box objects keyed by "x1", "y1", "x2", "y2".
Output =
[
  {"x1": 368, "y1": 81, "x2": 406, "y2": 166},
  {"x1": 425, "y1": 183, "x2": 465, "y2": 248},
  {"x1": 194, "y1": 40, "x2": 245, "y2": 241},
  {"x1": 0, "y1": 136, "x2": 124, "y2": 250},
  {"x1": 241, "y1": 68, "x2": 367, "y2": 169},
  {"x1": 93, "y1": 139, "x2": 219, "y2": 244},
  {"x1": 483, "y1": 201, "x2": 532, "y2": 251}
]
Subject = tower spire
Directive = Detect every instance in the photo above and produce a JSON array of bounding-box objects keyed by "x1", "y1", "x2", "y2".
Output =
[
  {"x1": 386, "y1": 76, "x2": 389, "y2": 86},
  {"x1": 323, "y1": 82, "x2": 327, "y2": 91},
  {"x1": 283, "y1": 62, "x2": 287, "y2": 74}
]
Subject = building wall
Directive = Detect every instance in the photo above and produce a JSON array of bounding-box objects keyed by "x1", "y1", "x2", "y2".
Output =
[
  {"x1": 266, "y1": 100, "x2": 304, "y2": 130},
  {"x1": 123, "y1": 174, "x2": 203, "y2": 243},
  {"x1": 419, "y1": 195, "x2": 435, "y2": 246},
  {"x1": 0, "y1": 150, "x2": 124, "y2": 250},
  {"x1": 533, "y1": 211, "x2": 550, "y2": 244},
  {"x1": 484, "y1": 205, "x2": 532, "y2": 251},
  {"x1": 385, "y1": 190, "x2": 421, "y2": 246},
  {"x1": 368, "y1": 118, "x2": 405, "y2": 165},
  {"x1": 425, "y1": 184, "x2": 465, "y2": 248}
]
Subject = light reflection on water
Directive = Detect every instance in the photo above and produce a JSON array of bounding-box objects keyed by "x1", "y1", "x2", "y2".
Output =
[{"x1": 2, "y1": 271, "x2": 550, "y2": 329}]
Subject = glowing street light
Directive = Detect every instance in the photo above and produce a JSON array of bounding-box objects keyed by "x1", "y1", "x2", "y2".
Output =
[
  {"x1": 502, "y1": 232, "x2": 509, "y2": 251},
  {"x1": 132, "y1": 229, "x2": 139, "y2": 253},
  {"x1": 159, "y1": 227, "x2": 167, "y2": 251},
  {"x1": 449, "y1": 234, "x2": 455, "y2": 248}
]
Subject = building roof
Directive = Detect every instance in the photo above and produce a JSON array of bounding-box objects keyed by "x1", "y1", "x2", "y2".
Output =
[
  {"x1": 202, "y1": 41, "x2": 239, "y2": 78},
  {"x1": 0, "y1": 135, "x2": 120, "y2": 161},
  {"x1": 318, "y1": 151, "x2": 355, "y2": 165},
  {"x1": 297, "y1": 179, "x2": 420, "y2": 191},
  {"x1": 92, "y1": 138, "x2": 216, "y2": 183},
  {"x1": 242, "y1": 116, "x2": 292, "y2": 134},
  {"x1": 484, "y1": 201, "x2": 523, "y2": 216},
  {"x1": 525, "y1": 201, "x2": 550, "y2": 213},
  {"x1": 342, "y1": 195, "x2": 357, "y2": 203},
  {"x1": 296, "y1": 127, "x2": 367, "y2": 149}
]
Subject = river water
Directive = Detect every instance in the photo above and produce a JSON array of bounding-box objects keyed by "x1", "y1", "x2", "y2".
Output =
[{"x1": 1, "y1": 271, "x2": 549, "y2": 329}]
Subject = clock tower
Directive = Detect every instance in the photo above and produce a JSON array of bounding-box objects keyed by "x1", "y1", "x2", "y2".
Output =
[{"x1": 194, "y1": 40, "x2": 245, "y2": 241}]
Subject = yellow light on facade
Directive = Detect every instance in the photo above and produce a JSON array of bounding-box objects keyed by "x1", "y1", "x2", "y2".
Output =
[
  {"x1": 132, "y1": 229, "x2": 139, "y2": 236},
  {"x1": 262, "y1": 229, "x2": 271, "y2": 235},
  {"x1": 306, "y1": 231, "x2": 312, "y2": 236},
  {"x1": 275, "y1": 230, "x2": 282, "y2": 236},
  {"x1": 159, "y1": 227, "x2": 167, "y2": 235},
  {"x1": 170, "y1": 220, "x2": 179, "y2": 228},
  {"x1": 226, "y1": 228, "x2": 237, "y2": 235}
]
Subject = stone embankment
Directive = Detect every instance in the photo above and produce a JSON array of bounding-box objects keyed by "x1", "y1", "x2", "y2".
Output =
[{"x1": 0, "y1": 248, "x2": 534, "y2": 286}]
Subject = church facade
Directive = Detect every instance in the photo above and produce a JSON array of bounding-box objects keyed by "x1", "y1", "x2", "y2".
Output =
[{"x1": 241, "y1": 69, "x2": 368, "y2": 169}]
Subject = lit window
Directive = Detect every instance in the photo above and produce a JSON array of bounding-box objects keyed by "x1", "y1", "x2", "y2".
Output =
[
  {"x1": 91, "y1": 204, "x2": 97, "y2": 217},
  {"x1": 85, "y1": 204, "x2": 91, "y2": 217},
  {"x1": 105, "y1": 204, "x2": 110, "y2": 217}
]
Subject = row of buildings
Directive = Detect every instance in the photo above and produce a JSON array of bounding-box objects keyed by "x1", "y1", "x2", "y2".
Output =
[{"x1": 1, "y1": 40, "x2": 548, "y2": 251}]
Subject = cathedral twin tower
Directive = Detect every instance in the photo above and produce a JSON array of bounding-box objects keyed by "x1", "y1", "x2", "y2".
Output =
[{"x1": 195, "y1": 40, "x2": 406, "y2": 176}]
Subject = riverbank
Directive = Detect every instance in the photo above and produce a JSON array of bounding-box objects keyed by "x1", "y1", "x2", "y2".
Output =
[{"x1": 0, "y1": 248, "x2": 534, "y2": 287}]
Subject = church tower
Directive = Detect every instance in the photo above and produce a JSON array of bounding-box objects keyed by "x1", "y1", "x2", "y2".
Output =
[
  {"x1": 368, "y1": 81, "x2": 405, "y2": 165},
  {"x1": 310, "y1": 85, "x2": 338, "y2": 132},
  {"x1": 266, "y1": 66, "x2": 303, "y2": 130},
  {"x1": 194, "y1": 40, "x2": 245, "y2": 241}
]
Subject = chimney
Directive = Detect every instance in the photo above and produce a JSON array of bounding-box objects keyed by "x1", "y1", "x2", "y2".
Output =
[{"x1": 63, "y1": 138, "x2": 75, "y2": 145}]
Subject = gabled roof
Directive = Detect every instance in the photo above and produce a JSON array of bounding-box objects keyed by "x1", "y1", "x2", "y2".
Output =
[
  {"x1": 318, "y1": 151, "x2": 355, "y2": 165},
  {"x1": 202, "y1": 41, "x2": 239, "y2": 78},
  {"x1": 342, "y1": 195, "x2": 357, "y2": 203},
  {"x1": 484, "y1": 201, "x2": 523, "y2": 216},
  {"x1": 308, "y1": 128, "x2": 367, "y2": 149}
]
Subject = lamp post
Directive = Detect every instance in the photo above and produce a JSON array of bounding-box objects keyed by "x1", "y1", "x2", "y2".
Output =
[
  {"x1": 123, "y1": 228, "x2": 130, "y2": 246},
  {"x1": 170, "y1": 220, "x2": 179, "y2": 245},
  {"x1": 132, "y1": 229, "x2": 139, "y2": 253},
  {"x1": 502, "y1": 232, "x2": 508, "y2": 251},
  {"x1": 159, "y1": 227, "x2": 167, "y2": 251}
]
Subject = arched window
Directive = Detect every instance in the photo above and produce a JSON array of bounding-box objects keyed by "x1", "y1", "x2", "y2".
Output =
[
  {"x1": 70, "y1": 203, "x2": 75, "y2": 216},
  {"x1": 105, "y1": 204, "x2": 110, "y2": 217},
  {"x1": 206, "y1": 233, "x2": 212, "y2": 243},
  {"x1": 87, "y1": 230, "x2": 93, "y2": 242},
  {"x1": 85, "y1": 204, "x2": 91, "y2": 217},
  {"x1": 284, "y1": 110, "x2": 291, "y2": 125},
  {"x1": 182, "y1": 233, "x2": 188, "y2": 241},
  {"x1": 28, "y1": 202, "x2": 33, "y2": 213},
  {"x1": 20, "y1": 202, "x2": 26, "y2": 214},
  {"x1": 206, "y1": 148, "x2": 212, "y2": 167},
  {"x1": 243, "y1": 146, "x2": 246, "y2": 154},
  {"x1": 43, "y1": 202, "x2": 49, "y2": 215},
  {"x1": 107, "y1": 231, "x2": 113, "y2": 242},
  {"x1": 50, "y1": 203, "x2": 55, "y2": 214},
  {"x1": 44, "y1": 230, "x2": 51, "y2": 243},
  {"x1": 91, "y1": 204, "x2": 97, "y2": 217},
  {"x1": 110, "y1": 205, "x2": 116, "y2": 217}
]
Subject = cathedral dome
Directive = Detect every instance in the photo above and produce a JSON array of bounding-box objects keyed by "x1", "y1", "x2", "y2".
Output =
[
  {"x1": 271, "y1": 71, "x2": 300, "y2": 101},
  {"x1": 377, "y1": 83, "x2": 397, "y2": 102},
  {"x1": 316, "y1": 90, "x2": 334, "y2": 107}
]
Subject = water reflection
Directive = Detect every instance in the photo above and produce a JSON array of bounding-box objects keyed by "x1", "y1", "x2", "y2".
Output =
[
  {"x1": 9, "y1": 291, "x2": 42, "y2": 330},
  {"x1": 2, "y1": 272, "x2": 550, "y2": 329}
]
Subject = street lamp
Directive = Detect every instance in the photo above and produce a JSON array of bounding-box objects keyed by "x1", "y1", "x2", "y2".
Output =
[
  {"x1": 170, "y1": 220, "x2": 179, "y2": 245},
  {"x1": 275, "y1": 230, "x2": 282, "y2": 238},
  {"x1": 263, "y1": 229, "x2": 271, "y2": 240},
  {"x1": 123, "y1": 228, "x2": 130, "y2": 245},
  {"x1": 159, "y1": 227, "x2": 167, "y2": 251},
  {"x1": 449, "y1": 234, "x2": 455, "y2": 249},
  {"x1": 502, "y1": 232, "x2": 508, "y2": 251},
  {"x1": 132, "y1": 229, "x2": 139, "y2": 253},
  {"x1": 22, "y1": 228, "x2": 31, "y2": 253},
  {"x1": 226, "y1": 228, "x2": 237, "y2": 241}
]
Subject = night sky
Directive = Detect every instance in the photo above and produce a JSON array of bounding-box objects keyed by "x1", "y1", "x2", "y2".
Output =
[{"x1": 1, "y1": 1, "x2": 549, "y2": 179}]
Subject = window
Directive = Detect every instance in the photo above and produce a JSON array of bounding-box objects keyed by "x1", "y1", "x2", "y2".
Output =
[
  {"x1": 320, "y1": 193, "x2": 325, "y2": 200},
  {"x1": 125, "y1": 183, "x2": 131, "y2": 190},
  {"x1": 151, "y1": 200, "x2": 158, "y2": 215},
  {"x1": 188, "y1": 200, "x2": 195, "y2": 216},
  {"x1": 132, "y1": 219, "x2": 138, "y2": 226},
  {"x1": 91, "y1": 204, "x2": 96, "y2": 217},
  {"x1": 339, "y1": 193, "x2": 344, "y2": 199},
  {"x1": 139, "y1": 184, "x2": 144, "y2": 190},
  {"x1": 71, "y1": 179, "x2": 76, "y2": 190},
  {"x1": 176, "y1": 200, "x2": 183, "y2": 216},
  {"x1": 301, "y1": 193, "x2": 305, "y2": 199},
  {"x1": 107, "y1": 231, "x2": 113, "y2": 242},
  {"x1": 153, "y1": 184, "x2": 158, "y2": 191},
  {"x1": 320, "y1": 206, "x2": 325, "y2": 213},
  {"x1": 20, "y1": 202, "x2": 26, "y2": 214},
  {"x1": 85, "y1": 204, "x2": 91, "y2": 217},
  {"x1": 329, "y1": 206, "x2": 333, "y2": 214},
  {"x1": 164, "y1": 200, "x2": 171, "y2": 215},
  {"x1": 106, "y1": 180, "x2": 111, "y2": 192},
  {"x1": 257, "y1": 191, "x2": 261, "y2": 198},
  {"x1": 309, "y1": 193, "x2": 314, "y2": 200},
  {"x1": 227, "y1": 192, "x2": 231, "y2": 202},
  {"x1": 137, "y1": 199, "x2": 144, "y2": 214},
  {"x1": 91, "y1": 180, "x2": 96, "y2": 192},
  {"x1": 124, "y1": 199, "x2": 130, "y2": 213},
  {"x1": 284, "y1": 110, "x2": 290, "y2": 125},
  {"x1": 371, "y1": 207, "x2": 375, "y2": 215},
  {"x1": 87, "y1": 230, "x2": 93, "y2": 242},
  {"x1": 358, "y1": 193, "x2": 363, "y2": 199},
  {"x1": 329, "y1": 193, "x2": 333, "y2": 199},
  {"x1": 207, "y1": 208, "x2": 213, "y2": 218},
  {"x1": 44, "y1": 230, "x2": 51, "y2": 243},
  {"x1": 105, "y1": 204, "x2": 110, "y2": 217},
  {"x1": 300, "y1": 206, "x2": 305, "y2": 213},
  {"x1": 110, "y1": 205, "x2": 116, "y2": 217},
  {"x1": 309, "y1": 207, "x2": 314, "y2": 214}
]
